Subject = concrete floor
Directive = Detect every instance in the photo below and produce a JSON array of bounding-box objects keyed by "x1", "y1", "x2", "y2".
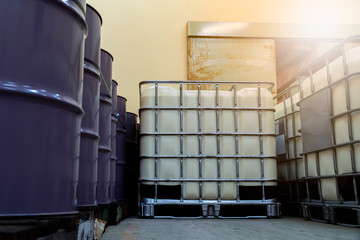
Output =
[{"x1": 101, "y1": 217, "x2": 360, "y2": 240}]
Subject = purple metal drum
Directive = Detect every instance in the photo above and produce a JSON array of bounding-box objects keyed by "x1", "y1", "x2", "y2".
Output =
[
  {"x1": 100, "y1": 50, "x2": 113, "y2": 98},
  {"x1": 84, "y1": 5, "x2": 102, "y2": 66},
  {"x1": 77, "y1": 4, "x2": 102, "y2": 208},
  {"x1": 126, "y1": 112, "x2": 138, "y2": 142},
  {"x1": 111, "y1": 80, "x2": 118, "y2": 114},
  {"x1": 116, "y1": 96, "x2": 127, "y2": 130},
  {"x1": 0, "y1": 0, "x2": 87, "y2": 216},
  {"x1": 97, "y1": 149, "x2": 111, "y2": 205},
  {"x1": 115, "y1": 163, "x2": 126, "y2": 201},
  {"x1": 110, "y1": 114, "x2": 118, "y2": 203},
  {"x1": 109, "y1": 158, "x2": 117, "y2": 203},
  {"x1": 97, "y1": 49, "x2": 113, "y2": 205}
]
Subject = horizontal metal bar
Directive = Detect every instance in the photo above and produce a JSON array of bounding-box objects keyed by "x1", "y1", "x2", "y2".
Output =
[
  {"x1": 274, "y1": 110, "x2": 300, "y2": 121},
  {"x1": 140, "y1": 132, "x2": 276, "y2": 137},
  {"x1": 187, "y1": 22, "x2": 360, "y2": 39},
  {"x1": 141, "y1": 198, "x2": 277, "y2": 205},
  {"x1": 300, "y1": 139, "x2": 360, "y2": 155},
  {"x1": 140, "y1": 107, "x2": 275, "y2": 111},
  {"x1": 301, "y1": 172, "x2": 360, "y2": 180},
  {"x1": 140, "y1": 154, "x2": 277, "y2": 159},
  {"x1": 139, "y1": 80, "x2": 275, "y2": 86},
  {"x1": 274, "y1": 85, "x2": 300, "y2": 100},
  {"x1": 330, "y1": 107, "x2": 360, "y2": 120},
  {"x1": 139, "y1": 178, "x2": 278, "y2": 182},
  {"x1": 301, "y1": 202, "x2": 360, "y2": 208},
  {"x1": 285, "y1": 135, "x2": 302, "y2": 141}
]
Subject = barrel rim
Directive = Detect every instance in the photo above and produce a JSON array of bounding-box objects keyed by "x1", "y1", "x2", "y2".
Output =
[
  {"x1": 100, "y1": 95, "x2": 113, "y2": 104},
  {"x1": 84, "y1": 60, "x2": 102, "y2": 80},
  {"x1": 126, "y1": 112, "x2": 138, "y2": 117},
  {"x1": 0, "y1": 81, "x2": 83, "y2": 115},
  {"x1": 86, "y1": 4, "x2": 103, "y2": 25},
  {"x1": 101, "y1": 49, "x2": 114, "y2": 62},
  {"x1": 112, "y1": 79, "x2": 118, "y2": 85},
  {"x1": 81, "y1": 128, "x2": 100, "y2": 140},
  {"x1": 117, "y1": 95, "x2": 127, "y2": 101},
  {"x1": 53, "y1": 0, "x2": 88, "y2": 36},
  {"x1": 98, "y1": 146, "x2": 112, "y2": 152}
]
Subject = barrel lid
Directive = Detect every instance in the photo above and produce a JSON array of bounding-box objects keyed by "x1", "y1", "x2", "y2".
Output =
[
  {"x1": 86, "y1": 4, "x2": 103, "y2": 25},
  {"x1": 117, "y1": 95, "x2": 127, "y2": 101},
  {"x1": 101, "y1": 49, "x2": 114, "y2": 62}
]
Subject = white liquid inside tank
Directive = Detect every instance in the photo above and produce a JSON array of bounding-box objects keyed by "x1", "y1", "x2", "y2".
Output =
[{"x1": 140, "y1": 85, "x2": 276, "y2": 200}]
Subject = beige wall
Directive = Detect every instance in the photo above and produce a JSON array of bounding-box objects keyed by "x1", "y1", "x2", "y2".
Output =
[{"x1": 87, "y1": 0, "x2": 360, "y2": 114}]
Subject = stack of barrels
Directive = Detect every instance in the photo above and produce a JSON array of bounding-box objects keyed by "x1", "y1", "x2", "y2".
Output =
[
  {"x1": 0, "y1": 0, "x2": 87, "y2": 237},
  {"x1": 0, "y1": 1, "x2": 140, "y2": 237}
]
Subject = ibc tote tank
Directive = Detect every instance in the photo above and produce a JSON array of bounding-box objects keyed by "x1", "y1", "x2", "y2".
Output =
[{"x1": 139, "y1": 82, "x2": 277, "y2": 201}]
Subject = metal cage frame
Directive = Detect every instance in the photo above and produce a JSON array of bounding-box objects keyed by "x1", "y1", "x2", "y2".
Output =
[
  {"x1": 138, "y1": 80, "x2": 280, "y2": 218},
  {"x1": 295, "y1": 35, "x2": 360, "y2": 226}
]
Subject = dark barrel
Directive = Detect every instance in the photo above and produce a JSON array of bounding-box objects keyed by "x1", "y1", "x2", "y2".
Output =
[
  {"x1": 117, "y1": 96, "x2": 127, "y2": 130},
  {"x1": 97, "y1": 49, "x2": 113, "y2": 205},
  {"x1": 0, "y1": 0, "x2": 87, "y2": 216},
  {"x1": 115, "y1": 96, "x2": 127, "y2": 201},
  {"x1": 77, "y1": 4, "x2": 102, "y2": 208},
  {"x1": 125, "y1": 112, "x2": 139, "y2": 214},
  {"x1": 109, "y1": 80, "x2": 118, "y2": 202},
  {"x1": 111, "y1": 80, "x2": 118, "y2": 114},
  {"x1": 126, "y1": 112, "x2": 138, "y2": 143},
  {"x1": 84, "y1": 5, "x2": 102, "y2": 66},
  {"x1": 100, "y1": 50, "x2": 113, "y2": 98}
]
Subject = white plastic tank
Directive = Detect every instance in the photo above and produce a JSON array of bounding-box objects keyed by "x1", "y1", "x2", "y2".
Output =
[
  {"x1": 140, "y1": 84, "x2": 277, "y2": 200},
  {"x1": 275, "y1": 92, "x2": 304, "y2": 181}
]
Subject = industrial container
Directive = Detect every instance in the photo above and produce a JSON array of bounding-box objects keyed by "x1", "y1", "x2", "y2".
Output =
[
  {"x1": 139, "y1": 81, "x2": 279, "y2": 218},
  {"x1": 0, "y1": 0, "x2": 86, "y2": 216},
  {"x1": 125, "y1": 112, "x2": 140, "y2": 215},
  {"x1": 274, "y1": 85, "x2": 306, "y2": 215},
  {"x1": 97, "y1": 49, "x2": 113, "y2": 205},
  {"x1": 110, "y1": 80, "x2": 118, "y2": 203},
  {"x1": 116, "y1": 96, "x2": 127, "y2": 201},
  {"x1": 296, "y1": 36, "x2": 360, "y2": 226},
  {"x1": 77, "y1": 4, "x2": 102, "y2": 208}
]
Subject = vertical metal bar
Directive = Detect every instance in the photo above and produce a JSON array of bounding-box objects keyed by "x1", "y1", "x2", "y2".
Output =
[
  {"x1": 315, "y1": 152, "x2": 323, "y2": 203},
  {"x1": 345, "y1": 78, "x2": 353, "y2": 142},
  {"x1": 198, "y1": 84, "x2": 203, "y2": 202},
  {"x1": 216, "y1": 84, "x2": 221, "y2": 202},
  {"x1": 332, "y1": 148, "x2": 342, "y2": 203},
  {"x1": 309, "y1": 69, "x2": 314, "y2": 94},
  {"x1": 258, "y1": 84, "x2": 265, "y2": 202},
  {"x1": 154, "y1": 83, "x2": 159, "y2": 202},
  {"x1": 296, "y1": 181, "x2": 300, "y2": 203},
  {"x1": 180, "y1": 83, "x2": 184, "y2": 202},
  {"x1": 325, "y1": 57, "x2": 331, "y2": 85},
  {"x1": 353, "y1": 175, "x2": 359, "y2": 204},
  {"x1": 283, "y1": 95, "x2": 289, "y2": 161},
  {"x1": 234, "y1": 83, "x2": 240, "y2": 202},
  {"x1": 304, "y1": 155, "x2": 310, "y2": 202},
  {"x1": 298, "y1": 76, "x2": 304, "y2": 100},
  {"x1": 342, "y1": 48, "x2": 358, "y2": 205}
]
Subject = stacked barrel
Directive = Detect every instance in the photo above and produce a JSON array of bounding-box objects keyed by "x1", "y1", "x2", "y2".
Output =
[
  {"x1": 115, "y1": 97, "x2": 128, "y2": 212},
  {"x1": 97, "y1": 49, "x2": 113, "y2": 219},
  {"x1": 125, "y1": 112, "x2": 140, "y2": 215},
  {"x1": 77, "y1": 4, "x2": 102, "y2": 210},
  {"x1": 0, "y1": 0, "x2": 86, "y2": 236}
]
